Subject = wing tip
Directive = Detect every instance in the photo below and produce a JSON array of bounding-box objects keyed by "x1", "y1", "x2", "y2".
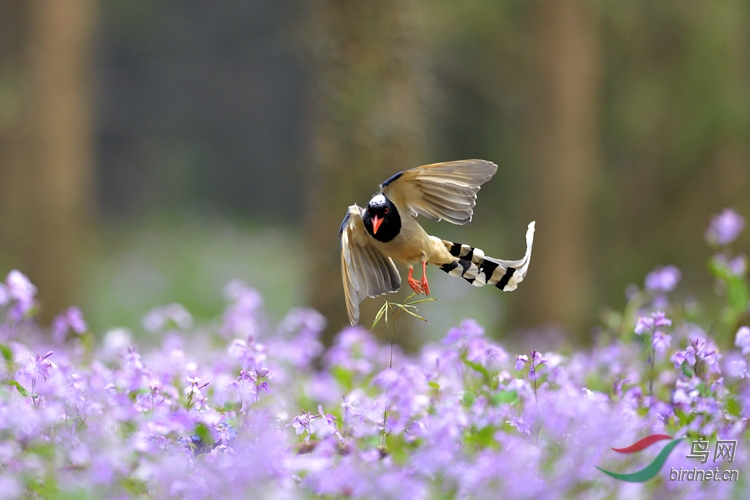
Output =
[{"x1": 381, "y1": 171, "x2": 403, "y2": 188}]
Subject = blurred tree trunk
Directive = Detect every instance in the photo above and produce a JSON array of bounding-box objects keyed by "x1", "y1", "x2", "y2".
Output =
[
  {"x1": 515, "y1": 0, "x2": 601, "y2": 337},
  {"x1": 0, "y1": 0, "x2": 96, "y2": 323},
  {"x1": 306, "y1": 0, "x2": 426, "y2": 343}
]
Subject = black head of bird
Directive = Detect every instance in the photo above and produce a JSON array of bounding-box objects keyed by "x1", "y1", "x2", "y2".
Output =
[
  {"x1": 339, "y1": 159, "x2": 536, "y2": 325},
  {"x1": 362, "y1": 194, "x2": 401, "y2": 243}
]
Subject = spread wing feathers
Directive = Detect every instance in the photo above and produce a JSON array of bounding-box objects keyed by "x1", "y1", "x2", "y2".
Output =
[
  {"x1": 439, "y1": 221, "x2": 536, "y2": 291},
  {"x1": 340, "y1": 205, "x2": 401, "y2": 325},
  {"x1": 381, "y1": 160, "x2": 498, "y2": 225}
]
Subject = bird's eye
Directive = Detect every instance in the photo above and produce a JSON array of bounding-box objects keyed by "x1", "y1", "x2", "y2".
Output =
[{"x1": 384, "y1": 208, "x2": 389, "y2": 214}]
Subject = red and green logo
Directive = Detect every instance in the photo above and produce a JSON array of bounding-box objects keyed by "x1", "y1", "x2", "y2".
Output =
[{"x1": 596, "y1": 434, "x2": 684, "y2": 482}]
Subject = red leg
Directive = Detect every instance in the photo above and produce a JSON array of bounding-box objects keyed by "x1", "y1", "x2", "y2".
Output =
[
  {"x1": 407, "y1": 266, "x2": 424, "y2": 294},
  {"x1": 420, "y1": 260, "x2": 430, "y2": 296}
]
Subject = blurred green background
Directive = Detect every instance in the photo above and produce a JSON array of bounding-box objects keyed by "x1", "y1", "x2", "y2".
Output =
[{"x1": 1, "y1": 0, "x2": 748, "y2": 347}]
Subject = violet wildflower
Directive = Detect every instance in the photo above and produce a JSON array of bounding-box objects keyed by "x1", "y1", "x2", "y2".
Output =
[
  {"x1": 645, "y1": 265, "x2": 681, "y2": 293},
  {"x1": 514, "y1": 350, "x2": 547, "y2": 380},
  {"x1": 184, "y1": 376, "x2": 209, "y2": 410},
  {"x1": 289, "y1": 410, "x2": 314, "y2": 441},
  {"x1": 4, "y1": 269, "x2": 37, "y2": 321},
  {"x1": 221, "y1": 279, "x2": 264, "y2": 339},
  {"x1": 142, "y1": 303, "x2": 193, "y2": 333},
  {"x1": 714, "y1": 254, "x2": 748, "y2": 277},
  {"x1": 514, "y1": 354, "x2": 528, "y2": 371},
  {"x1": 528, "y1": 350, "x2": 547, "y2": 380},
  {"x1": 735, "y1": 326, "x2": 750, "y2": 355},
  {"x1": 706, "y1": 208, "x2": 745, "y2": 246},
  {"x1": 652, "y1": 330, "x2": 671, "y2": 353},
  {"x1": 443, "y1": 318, "x2": 484, "y2": 345},
  {"x1": 634, "y1": 311, "x2": 672, "y2": 334},
  {"x1": 52, "y1": 306, "x2": 88, "y2": 342},
  {"x1": 506, "y1": 416, "x2": 531, "y2": 436},
  {"x1": 228, "y1": 338, "x2": 268, "y2": 372},
  {"x1": 726, "y1": 358, "x2": 747, "y2": 379},
  {"x1": 515, "y1": 350, "x2": 547, "y2": 405},
  {"x1": 634, "y1": 311, "x2": 672, "y2": 398},
  {"x1": 272, "y1": 308, "x2": 325, "y2": 368},
  {"x1": 671, "y1": 336, "x2": 721, "y2": 378}
]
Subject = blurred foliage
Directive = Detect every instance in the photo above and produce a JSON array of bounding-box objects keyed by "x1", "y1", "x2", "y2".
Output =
[{"x1": 82, "y1": 214, "x2": 303, "y2": 339}]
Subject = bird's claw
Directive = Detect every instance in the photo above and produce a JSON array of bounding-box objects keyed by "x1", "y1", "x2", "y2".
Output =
[
  {"x1": 421, "y1": 275, "x2": 430, "y2": 296},
  {"x1": 408, "y1": 276, "x2": 425, "y2": 295}
]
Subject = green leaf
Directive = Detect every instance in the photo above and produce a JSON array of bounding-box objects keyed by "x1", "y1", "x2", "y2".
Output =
[
  {"x1": 8, "y1": 380, "x2": 30, "y2": 397},
  {"x1": 406, "y1": 297, "x2": 437, "y2": 306},
  {"x1": 462, "y1": 391, "x2": 476, "y2": 407},
  {"x1": 726, "y1": 396, "x2": 741, "y2": 417},
  {"x1": 462, "y1": 358, "x2": 491, "y2": 381},
  {"x1": 491, "y1": 390, "x2": 518, "y2": 405},
  {"x1": 193, "y1": 422, "x2": 214, "y2": 447},
  {"x1": 331, "y1": 366, "x2": 353, "y2": 391},
  {"x1": 0, "y1": 343, "x2": 12, "y2": 364},
  {"x1": 391, "y1": 303, "x2": 429, "y2": 322},
  {"x1": 467, "y1": 426, "x2": 497, "y2": 449},
  {"x1": 372, "y1": 302, "x2": 388, "y2": 330},
  {"x1": 727, "y1": 277, "x2": 749, "y2": 312}
]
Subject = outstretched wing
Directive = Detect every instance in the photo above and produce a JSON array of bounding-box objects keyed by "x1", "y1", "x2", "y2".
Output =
[
  {"x1": 381, "y1": 159, "x2": 498, "y2": 225},
  {"x1": 340, "y1": 205, "x2": 401, "y2": 325}
]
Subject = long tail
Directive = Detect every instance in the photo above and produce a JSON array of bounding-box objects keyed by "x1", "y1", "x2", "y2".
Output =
[{"x1": 438, "y1": 221, "x2": 535, "y2": 291}]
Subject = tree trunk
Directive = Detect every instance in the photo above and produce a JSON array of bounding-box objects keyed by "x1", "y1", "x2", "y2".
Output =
[
  {"x1": 306, "y1": 0, "x2": 426, "y2": 342},
  {"x1": 515, "y1": 0, "x2": 601, "y2": 337},
  {"x1": 0, "y1": 0, "x2": 96, "y2": 323}
]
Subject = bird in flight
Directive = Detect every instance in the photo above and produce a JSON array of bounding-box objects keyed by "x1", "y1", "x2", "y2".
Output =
[{"x1": 339, "y1": 160, "x2": 535, "y2": 325}]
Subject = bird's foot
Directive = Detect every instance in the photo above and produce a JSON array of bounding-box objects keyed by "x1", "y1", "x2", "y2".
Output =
[
  {"x1": 408, "y1": 276, "x2": 425, "y2": 295},
  {"x1": 420, "y1": 261, "x2": 430, "y2": 296},
  {"x1": 408, "y1": 268, "x2": 425, "y2": 295},
  {"x1": 420, "y1": 275, "x2": 430, "y2": 296}
]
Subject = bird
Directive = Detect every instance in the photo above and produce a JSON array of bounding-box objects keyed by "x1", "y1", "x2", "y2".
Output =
[{"x1": 339, "y1": 159, "x2": 536, "y2": 325}]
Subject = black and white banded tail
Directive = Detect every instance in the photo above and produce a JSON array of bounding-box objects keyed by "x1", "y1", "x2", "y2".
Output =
[{"x1": 438, "y1": 221, "x2": 535, "y2": 291}]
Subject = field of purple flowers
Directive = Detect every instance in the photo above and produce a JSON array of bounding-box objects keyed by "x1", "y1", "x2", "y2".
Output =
[{"x1": 0, "y1": 209, "x2": 748, "y2": 499}]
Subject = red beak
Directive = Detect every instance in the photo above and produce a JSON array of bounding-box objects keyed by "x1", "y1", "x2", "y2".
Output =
[{"x1": 372, "y1": 215, "x2": 383, "y2": 234}]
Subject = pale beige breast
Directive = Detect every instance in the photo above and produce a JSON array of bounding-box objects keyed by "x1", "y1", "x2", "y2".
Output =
[{"x1": 370, "y1": 215, "x2": 454, "y2": 266}]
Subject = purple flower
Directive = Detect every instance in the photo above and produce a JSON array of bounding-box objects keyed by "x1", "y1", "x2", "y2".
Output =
[
  {"x1": 671, "y1": 337, "x2": 721, "y2": 375},
  {"x1": 51, "y1": 306, "x2": 87, "y2": 342},
  {"x1": 514, "y1": 354, "x2": 528, "y2": 370},
  {"x1": 221, "y1": 280, "x2": 264, "y2": 339},
  {"x1": 142, "y1": 303, "x2": 193, "y2": 333},
  {"x1": 443, "y1": 318, "x2": 484, "y2": 344},
  {"x1": 271, "y1": 308, "x2": 325, "y2": 368},
  {"x1": 735, "y1": 326, "x2": 750, "y2": 355},
  {"x1": 652, "y1": 330, "x2": 671, "y2": 353},
  {"x1": 714, "y1": 254, "x2": 748, "y2": 277},
  {"x1": 514, "y1": 350, "x2": 547, "y2": 381},
  {"x1": 635, "y1": 311, "x2": 671, "y2": 335},
  {"x1": 706, "y1": 208, "x2": 745, "y2": 246},
  {"x1": 506, "y1": 416, "x2": 531, "y2": 436},
  {"x1": 726, "y1": 359, "x2": 747, "y2": 379},
  {"x1": 645, "y1": 265, "x2": 681, "y2": 292},
  {"x1": 4, "y1": 270, "x2": 37, "y2": 321}
]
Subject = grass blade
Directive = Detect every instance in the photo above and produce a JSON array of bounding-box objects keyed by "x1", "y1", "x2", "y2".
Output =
[{"x1": 372, "y1": 302, "x2": 388, "y2": 330}]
